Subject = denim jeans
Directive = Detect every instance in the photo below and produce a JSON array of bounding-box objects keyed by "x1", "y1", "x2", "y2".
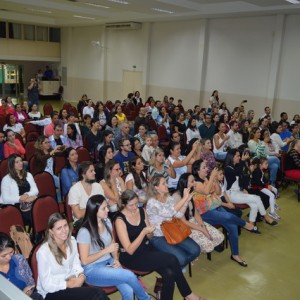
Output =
[
  {"x1": 150, "y1": 236, "x2": 200, "y2": 268},
  {"x1": 84, "y1": 257, "x2": 150, "y2": 300},
  {"x1": 201, "y1": 206, "x2": 246, "y2": 256},
  {"x1": 267, "y1": 156, "x2": 280, "y2": 185},
  {"x1": 214, "y1": 152, "x2": 227, "y2": 160}
]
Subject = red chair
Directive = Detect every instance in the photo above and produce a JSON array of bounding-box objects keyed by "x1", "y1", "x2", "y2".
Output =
[
  {"x1": 281, "y1": 152, "x2": 300, "y2": 201},
  {"x1": 0, "y1": 115, "x2": 6, "y2": 128},
  {"x1": 24, "y1": 123, "x2": 38, "y2": 134},
  {"x1": 26, "y1": 131, "x2": 39, "y2": 142},
  {"x1": 54, "y1": 155, "x2": 65, "y2": 175},
  {"x1": 29, "y1": 242, "x2": 43, "y2": 284},
  {"x1": 34, "y1": 172, "x2": 57, "y2": 199},
  {"x1": 25, "y1": 141, "x2": 36, "y2": 162},
  {"x1": 0, "y1": 205, "x2": 24, "y2": 234},
  {"x1": 43, "y1": 104, "x2": 54, "y2": 116},
  {"x1": 63, "y1": 102, "x2": 72, "y2": 110},
  {"x1": 29, "y1": 156, "x2": 37, "y2": 175},
  {"x1": 0, "y1": 159, "x2": 8, "y2": 181},
  {"x1": 77, "y1": 146, "x2": 92, "y2": 163},
  {"x1": 157, "y1": 125, "x2": 169, "y2": 147},
  {"x1": 64, "y1": 194, "x2": 73, "y2": 223},
  {"x1": 69, "y1": 106, "x2": 79, "y2": 118},
  {"x1": 15, "y1": 132, "x2": 24, "y2": 146},
  {"x1": 148, "y1": 118, "x2": 158, "y2": 132},
  {"x1": 32, "y1": 196, "x2": 59, "y2": 236}
]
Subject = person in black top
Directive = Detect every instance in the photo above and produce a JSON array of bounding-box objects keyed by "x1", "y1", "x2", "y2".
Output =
[{"x1": 115, "y1": 190, "x2": 204, "y2": 300}]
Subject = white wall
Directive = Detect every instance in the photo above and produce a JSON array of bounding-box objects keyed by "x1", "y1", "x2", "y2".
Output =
[{"x1": 60, "y1": 14, "x2": 300, "y2": 118}]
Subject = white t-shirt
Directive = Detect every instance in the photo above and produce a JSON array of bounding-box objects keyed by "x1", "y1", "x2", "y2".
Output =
[
  {"x1": 3, "y1": 123, "x2": 23, "y2": 134},
  {"x1": 167, "y1": 155, "x2": 187, "y2": 189},
  {"x1": 82, "y1": 106, "x2": 94, "y2": 118},
  {"x1": 68, "y1": 181, "x2": 104, "y2": 221}
]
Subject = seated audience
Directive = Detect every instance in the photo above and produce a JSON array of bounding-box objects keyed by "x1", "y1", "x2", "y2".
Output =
[
  {"x1": 141, "y1": 135, "x2": 154, "y2": 163},
  {"x1": 82, "y1": 99, "x2": 94, "y2": 118},
  {"x1": 199, "y1": 114, "x2": 216, "y2": 139},
  {"x1": 147, "y1": 147, "x2": 176, "y2": 182},
  {"x1": 213, "y1": 122, "x2": 229, "y2": 160},
  {"x1": 115, "y1": 190, "x2": 204, "y2": 300},
  {"x1": 146, "y1": 175, "x2": 201, "y2": 268},
  {"x1": 77, "y1": 195, "x2": 151, "y2": 300},
  {"x1": 0, "y1": 154, "x2": 38, "y2": 225},
  {"x1": 98, "y1": 130, "x2": 116, "y2": 153},
  {"x1": 134, "y1": 124, "x2": 147, "y2": 146},
  {"x1": 28, "y1": 103, "x2": 41, "y2": 119},
  {"x1": 85, "y1": 118, "x2": 102, "y2": 154},
  {"x1": 0, "y1": 232, "x2": 40, "y2": 299},
  {"x1": 93, "y1": 101, "x2": 109, "y2": 127},
  {"x1": 115, "y1": 104, "x2": 127, "y2": 125},
  {"x1": 61, "y1": 147, "x2": 79, "y2": 197},
  {"x1": 68, "y1": 161, "x2": 104, "y2": 223},
  {"x1": 36, "y1": 213, "x2": 108, "y2": 300},
  {"x1": 0, "y1": 98, "x2": 14, "y2": 116},
  {"x1": 49, "y1": 124, "x2": 67, "y2": 149},
  {"x1": 278, "y1": 120, "x2": 293, "y2": 151},
  {"x1": 65, "y1": 124, "x2": 83, "y2": 148},
  {"x1": 80, "y1": 114, "x2": 92, "y2": 138},
  {"x1": 13, "y1": 104, "x2": 28, "y2": 123},
  {"x1": 270, "y1": 122, "x2": 293, "y2": 152},
  {"x1": 4, "y1": 129, "x2": 25, "y2": 158},
  {"x1": 227, "y1": 120, "x2": 243, "y2": 149},
  {"x1": 113, "y1": 122, "x2": 132, "y2": 149},
  {"x1": 3, "y1": 114, "x2": 25, "y2": 139},
  {"x1": 285, "y1": 139, "x2": 300, "y2": 181},
  {"x1": 44, "y1": 111, "x2": 59, "y2": 137},
  {"x1": 0, "y1": 131, "x2": 5, "y2": 161},
  {"x1": 174, "y1": 173, "x2": 225, "y2": 254},
  {"x1": 95, "y1": 145, "x2": 114, "y2": 182},
  {"x1": 106, "y1": 116, "x2": 120, "y2": 137},
  {"x1": 58, "y1": 109, "x2": 68, "y2": 128},
  {"x1": 125, "y1": 156, "x2": 148, "y2": 205},
  {"x1": 100, "y1": 160, "x2": 126, "y2": 216},
  {"x1": 186, "y1": 117, "x2": 201, "y2": 144},
  {"x1": 114, "y1": 138, "x2": 134, "y2": 175}
]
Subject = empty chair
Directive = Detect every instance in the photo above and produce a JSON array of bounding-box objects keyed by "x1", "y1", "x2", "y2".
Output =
[
  {"x1": 34, "y1": 172, "x2": 57, "y2": 199},
  {"x1": 43, "y1": 103, "x2": 53, "y2": 116},
  {"x1": 0, "y1": 205, "x2": 24, "y2": 234},
  {"x1": 76, "y1": 146, "x2": 91, "y2": 163},
  {"x1": 31, "y1": 195, "x2": 59, "y2": 236}
]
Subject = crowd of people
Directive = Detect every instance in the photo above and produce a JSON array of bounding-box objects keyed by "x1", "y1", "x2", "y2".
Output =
[{"x1": 0, "y1": 89, "x2": 300, "y2": 300}]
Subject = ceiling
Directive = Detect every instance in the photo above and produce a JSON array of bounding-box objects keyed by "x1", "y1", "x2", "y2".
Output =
[{"x1": 0, "y1": 0, "x2": 300, "y2": 27}]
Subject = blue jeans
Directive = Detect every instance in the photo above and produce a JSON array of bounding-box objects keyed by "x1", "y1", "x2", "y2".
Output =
[
  {"x1": 267, "y1": 156, "x2": 280, "y2": 184},
  {"x1": 201, "y1": 206, "x2": 246, "y2": 256},
  {"x1": 150, "y1": 236, "x2": 200, "y2": 268},
  {"x1": 84, "y1": 258, "x2": 150, "y2": 300},
  {"x1": 214, "y1": 152, "x2": 227, "y2": 160}
]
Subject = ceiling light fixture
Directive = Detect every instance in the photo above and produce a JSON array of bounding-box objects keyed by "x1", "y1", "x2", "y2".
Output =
[
  {"x1": 27, "y1": 8, "x2": 52, "y2": 14},
  {"x1": 73, "y1": 15, "x2": 95, "y2": 20},
  {"x1": 152, "y1": 8, "x2": 174, "y2": 14},
  {"x1": 107, "y1": 0, "x2": 129, "y2": 4},
  {"x1": 85, "y1": 2, "x2": 110, "y2": 8},
  {"x1": 285, "y1": 0, "x2": 300, "y2": 4}
]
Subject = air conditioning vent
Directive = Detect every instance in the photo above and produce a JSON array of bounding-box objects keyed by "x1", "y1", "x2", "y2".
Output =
[{"x1": 105, "y1": 22, "x2": 142, "y2": 30}]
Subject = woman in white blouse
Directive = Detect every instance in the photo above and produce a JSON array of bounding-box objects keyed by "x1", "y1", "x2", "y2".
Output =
[
  {"x1": 36, "y1": 212, "x2": 108, "y2": 300},
  {"x1": 270, "y1": 122, "x2": 294, "y2": 153},
  {"x1": 186, "y1": 117, "x2": 201, "y2": 144},
  {"x1": 82, "y1": 99, "x2": 94, "y2": 118}
]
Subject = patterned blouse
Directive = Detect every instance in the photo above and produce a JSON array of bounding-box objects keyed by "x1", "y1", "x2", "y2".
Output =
[{"x1": 146, "y1": 196, "x2": 184, "y2": 237}]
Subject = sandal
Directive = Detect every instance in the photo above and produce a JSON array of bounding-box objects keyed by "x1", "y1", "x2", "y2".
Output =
[{"x1": 230, "y1": 255, "x2": 248, "y2": 267}]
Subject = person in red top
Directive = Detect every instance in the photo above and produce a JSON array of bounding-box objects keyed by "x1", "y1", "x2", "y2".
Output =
[
  {"x1": 0, "y1": 98, "x2": 15, "y2": 117},
  {"x1": 4, "y1": 129, "x2": 25, "y2": 159},
  {"x1": 44, "y1": 111, "x2": 59, "y2": 137}
]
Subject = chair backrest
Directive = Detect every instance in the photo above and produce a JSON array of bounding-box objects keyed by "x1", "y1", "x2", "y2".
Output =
[
  {"x1": 157, "y1": 125, "x2": 167, "y2": 140},
  {"x1": 76, "y1": 146, "x2": 91, "y2": 163},
  {"x1": 63, "y1": 102, "x2": 72, "y2": 110},
  {"x1": 0, "y1": 159, "x2": 8, "y2": 181},
  {"x1": 14, "y1": 132, "x2": 24, "y2": 146},
  {"x1": 29, "y1": 242, "x2": 42, "y2": 284},
  {"x1": 69, "y1": 106, "x2": 78, "y2": 118},
  {"x1": 54, "y1": 155, "x2": 65, "y2": 175},
  {"x1": 64, "y1": 194, "x2": 74, "y2": 223},
  {"x1": 148, "y1": 118, "x2": 158, "y2": 132},
  {"x1": 43, "y1": 104, "x2": 53, "y2": 116},
  {"x1": 32, "y1": 196, "x2": 59, "y2": 234},
  {"x1": 34, "y1": 172, "x2": 57, "y2": 199},
  {"x1": 0, "y1": 205, "x2": 24, "y2": 234},
  {"x1": 24, "y1": 123, "x2": 38, "y2": 134},
  {"x1": 29, "y1": 156, "x2": 37, "y2": 175},
  {"x1": 26, "y1": 131, "x2": 39, "y2": 142},
  {"x1": 0, "y1": 115, "x2": 6, "y2": 128}
]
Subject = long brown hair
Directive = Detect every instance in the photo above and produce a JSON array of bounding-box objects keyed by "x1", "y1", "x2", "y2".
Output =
[{"x1": 7, "y1": 154, "x2": 27, "y2": 184}]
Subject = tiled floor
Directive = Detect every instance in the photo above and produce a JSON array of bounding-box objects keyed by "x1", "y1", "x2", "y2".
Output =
[{"x1": 109, "y1": 185, "x2": 300, "y2": 300}]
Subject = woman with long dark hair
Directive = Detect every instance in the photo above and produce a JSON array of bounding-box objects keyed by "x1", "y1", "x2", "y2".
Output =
[
  {"x1": 36, "y1": 213, "x2": 108, "y2": 300},
  {"x1": 0, "y1": 154, "x2": 38, "y2": 225},
  {"x1": 186, "y1": 117, "x2": 201, "y2": 144},
  {"x1": 77, "y1": 195, "x2": 150, "y2": 300},
  {"x1": 95, "y1": 145, "x2": 114, "y2": 182},
  {"x1": 65, "y1": 124, "x2": 83, "y2": 149},
  {"x1": 125, "y1": 156, "x2": 148, "y2": 206},
  {"x1": 115, "y1": 190, "x2": 204, "y2": 300},
  {"x1": 61, "y1": 147, "x2": 79, "y2": 197},
  {"x1": 98, "y1": 130, "x2": 116, "y2": 153}
]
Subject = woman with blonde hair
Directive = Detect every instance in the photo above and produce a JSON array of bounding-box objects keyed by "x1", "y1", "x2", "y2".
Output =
[
  {"x1": 36, "y1": 213, "x2": 108, "y2": 300},
  {"x1": 147, "y1": 147, "x2": 175, "y2": 182}
]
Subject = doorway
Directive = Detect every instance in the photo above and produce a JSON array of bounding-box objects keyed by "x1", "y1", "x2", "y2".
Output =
[{"x1": 122, "y1": 70, "x2": 143, "y2": 99}]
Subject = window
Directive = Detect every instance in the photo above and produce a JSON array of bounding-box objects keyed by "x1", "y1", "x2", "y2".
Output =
[
  {"x1": 37, "y1": 26, "x2": 48, "y2": 41},
  {"x1": 49, "y1": 27, "x2": 60, "y2": 42},
  {"x1": 0, "y1": 22, "x2": 6, "y2": 38},
  {"x1": 24, "y1": 24, "x2": 35, "y2": 40},
  {"x1": 8, "y1": 23, "x2": 21, "y2": 39}
]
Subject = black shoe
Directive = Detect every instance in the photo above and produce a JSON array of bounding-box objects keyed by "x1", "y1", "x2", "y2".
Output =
[
  {"x1": 265, "y1": 220, "x2": 278, "y2": 226},
  {"x1": 230, "y1": 255, "x2": 248, "y2": 267},
  {"x1": 246, "y1": 226, "x2": 262, "y2": 235}
]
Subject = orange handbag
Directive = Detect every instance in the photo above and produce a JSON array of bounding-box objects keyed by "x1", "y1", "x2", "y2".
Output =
[{"x1": 160, "y1": 218, "x2": 192, "y2": 245}]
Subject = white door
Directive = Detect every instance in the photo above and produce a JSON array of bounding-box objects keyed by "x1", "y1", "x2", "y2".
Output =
[{"x1": 122, "y1": 70, "x2": 143, "y2": 99}]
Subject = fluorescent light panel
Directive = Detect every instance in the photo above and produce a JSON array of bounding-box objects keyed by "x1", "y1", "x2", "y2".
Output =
[
  {"x1": 152, "y1": 8, "x2": 174, "y2": 14},
  {"x1": 85, "y1": 2, "x2": 110, "y2": 8},
  {"x1": 285, "y1": 0, "x2": 300, "y2": 4},
  {"x1": 107, "y1": 0, "x2": 129, "y2": 4},
  {"x1": 27, "y1": 8, "x2": 52, "y2": 14},
  {"x1": 73, "y1": 15, "x2": 95, "y2": 20}
]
